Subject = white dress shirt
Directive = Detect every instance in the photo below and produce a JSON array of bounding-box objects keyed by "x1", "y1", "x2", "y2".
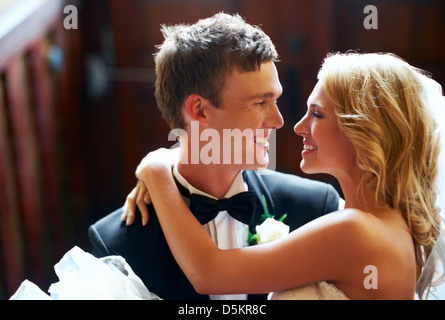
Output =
[{"x1": 173, "y1": 165, "x2": 249, "y2": 300}]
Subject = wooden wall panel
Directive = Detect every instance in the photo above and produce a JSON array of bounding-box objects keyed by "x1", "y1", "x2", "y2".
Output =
[
  {"x1": 28, "y1": 39, "x2": 67, "y2": 259},
  {"x1": 0, "y1": 0, "x2": 81, "y2": 299},
  {"x1": 332, "y1": 0, "x2": 445, "y2": 85},
  {"x1": 0, "y1": 74, "x2": 25, "y2": 297},
  {"x1": 6, "y1": 56, "x2": 49, "y2": 285}
]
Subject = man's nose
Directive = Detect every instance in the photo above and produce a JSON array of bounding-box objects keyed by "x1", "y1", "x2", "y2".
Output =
[{"x1": 266, "y1": 103, "x2": 284, "y2": 130}]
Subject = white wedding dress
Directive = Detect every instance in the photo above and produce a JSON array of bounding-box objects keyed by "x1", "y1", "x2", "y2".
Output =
[
  {"x1": 10, "y1": 246, "x2": 160, "y2": 300},
  {"x1": 268, "y1": 282, "x2": 349, "y2": 300}
]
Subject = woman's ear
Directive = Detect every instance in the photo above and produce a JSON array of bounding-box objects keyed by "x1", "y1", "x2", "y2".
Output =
[{"x1": 184, "y1": 94, "x2": 209, "y2": 125}]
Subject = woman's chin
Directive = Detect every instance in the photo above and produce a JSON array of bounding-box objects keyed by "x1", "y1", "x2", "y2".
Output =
[{"x1": 300, "y1": 162, "x2": 320, "y2": 175}]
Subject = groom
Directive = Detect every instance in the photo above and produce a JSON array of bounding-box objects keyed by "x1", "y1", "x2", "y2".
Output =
[{"x1": 88, "y1": 13, "x2": 339, "y2": 300}]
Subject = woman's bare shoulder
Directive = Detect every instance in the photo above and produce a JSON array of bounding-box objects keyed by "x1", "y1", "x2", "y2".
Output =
[
  {"x1": 327, "y1": 208, "x2": 417, "y2": 299},
  {"x1": 326, "y1": 208, "x2": 403, "y2": 255}
]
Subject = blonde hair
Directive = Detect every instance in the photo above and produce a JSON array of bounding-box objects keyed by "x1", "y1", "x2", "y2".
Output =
[{"x1": 318, "y1": 52, "x2": 441, "y2": 268}]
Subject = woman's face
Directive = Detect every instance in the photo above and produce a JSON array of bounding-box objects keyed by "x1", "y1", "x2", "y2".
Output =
[{"x1": 294, "y1": 80, "x2": 358, "y2": 180}]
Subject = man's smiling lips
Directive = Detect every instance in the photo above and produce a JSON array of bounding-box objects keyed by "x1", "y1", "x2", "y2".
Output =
[{"x1": 254, "y1": 136, "x2": 270, "y2": 148}]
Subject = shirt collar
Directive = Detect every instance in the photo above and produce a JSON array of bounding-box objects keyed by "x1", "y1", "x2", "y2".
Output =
[{"x1": 173, "y1": 164, "x2": 248, "y2": 200}]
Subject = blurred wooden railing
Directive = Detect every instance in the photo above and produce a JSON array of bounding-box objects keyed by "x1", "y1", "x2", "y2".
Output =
[{"x1": 0, "y1": 0, "x2": 76, "y2": 299}]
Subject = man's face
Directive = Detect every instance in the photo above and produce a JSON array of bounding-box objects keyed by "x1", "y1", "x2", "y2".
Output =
[{"x1": 205, "y1": 61, "x2": 284, "y2": 170}]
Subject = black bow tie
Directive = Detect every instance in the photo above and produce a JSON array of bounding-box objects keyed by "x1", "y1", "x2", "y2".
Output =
[{"x1": 189, "y1": 192, "x2": 256, "y2": 225}]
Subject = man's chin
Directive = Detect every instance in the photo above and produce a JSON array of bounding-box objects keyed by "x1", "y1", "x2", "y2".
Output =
[{"x1": 241, "y1": 159, "x2": 270, "y2": 172}]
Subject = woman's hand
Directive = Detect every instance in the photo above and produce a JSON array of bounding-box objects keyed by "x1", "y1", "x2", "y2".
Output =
[
  {"x1": 121, "y1": 148, "x2": 180, "y2": 226},
  {"x1": 135, "y1": 148, "x2": 177, "y2": 182},
  {"x1": 121, "y1": 179, "x2": 151, "y2": 226}
]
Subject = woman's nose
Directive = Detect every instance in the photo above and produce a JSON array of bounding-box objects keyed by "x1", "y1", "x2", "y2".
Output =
[{"x1": 294, "y1": 113, "x2": 309, "y2": 136}]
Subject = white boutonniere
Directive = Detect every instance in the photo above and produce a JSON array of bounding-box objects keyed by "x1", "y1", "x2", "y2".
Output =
[{"x1": 247, "y1": 195, "x2": 289, "y2": 245}]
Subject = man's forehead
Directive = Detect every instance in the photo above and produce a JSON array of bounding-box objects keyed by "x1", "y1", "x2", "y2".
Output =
[{"x1": 223, "y1": 62, "x2": 282, "y2": 95}]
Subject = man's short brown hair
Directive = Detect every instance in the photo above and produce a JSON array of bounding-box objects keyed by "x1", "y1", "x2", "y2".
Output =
[{"x1": 154, "y1": 12, "x2": 279, "y2": 129}]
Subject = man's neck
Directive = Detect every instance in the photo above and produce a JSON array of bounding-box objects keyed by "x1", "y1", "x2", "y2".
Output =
[{"x1": 176, "y1": 161, "x2": 241, "y2": 199}]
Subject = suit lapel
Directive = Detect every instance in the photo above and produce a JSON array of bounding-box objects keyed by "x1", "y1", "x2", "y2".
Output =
[
  {"x1": 243, "y1": 171, "x2": 277, "y2": 233},
  {"x1": 243, "y1": 170, "x2": 275, "y2": 301}
]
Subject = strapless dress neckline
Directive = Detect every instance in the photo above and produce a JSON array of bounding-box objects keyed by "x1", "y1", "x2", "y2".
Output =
[{"x1": 268, "y1": 281, "x2": 350, "y2": 300}]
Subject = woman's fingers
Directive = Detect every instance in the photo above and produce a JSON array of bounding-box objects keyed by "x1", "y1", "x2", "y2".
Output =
[
  {"x1": 121, "y1": 180, "x2": 151, "y2": 226},
  {"x1": 122, "y1": 186, "x2": 138, "y2": 226},
  {"x1": 137, "y1": 183, "x2": 151, "y2": 226}
]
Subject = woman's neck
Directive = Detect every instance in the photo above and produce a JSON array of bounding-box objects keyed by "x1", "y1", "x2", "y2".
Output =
[{"x1": 336, "y1": 171, "x2": 372, "y2": 211}]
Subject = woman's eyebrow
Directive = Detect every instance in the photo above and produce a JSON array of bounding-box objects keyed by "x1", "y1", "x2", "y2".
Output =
[{"x1": 308, "y1": 102, "x2": 324, "y2": 109}]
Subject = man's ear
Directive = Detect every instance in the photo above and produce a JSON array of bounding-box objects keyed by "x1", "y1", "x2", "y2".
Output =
[{"x1": 184, "y1": 94, "x2": 209, "y2": 124}]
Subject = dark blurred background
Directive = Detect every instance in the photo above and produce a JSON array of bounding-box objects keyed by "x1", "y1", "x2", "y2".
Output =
[{"x1": 1, "y1": 0, "x2": 444, "y2": 298}]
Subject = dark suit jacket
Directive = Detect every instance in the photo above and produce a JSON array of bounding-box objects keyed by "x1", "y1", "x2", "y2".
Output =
[{"x1": 88, "y1": 170, "x2": 340, "y2": 300}]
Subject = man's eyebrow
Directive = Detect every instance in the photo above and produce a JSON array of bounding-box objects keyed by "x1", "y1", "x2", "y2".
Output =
[{"x1": 247, "y1": 92, "x2": 282, "y2": 100}]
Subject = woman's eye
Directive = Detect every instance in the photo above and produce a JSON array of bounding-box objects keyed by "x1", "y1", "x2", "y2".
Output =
[{"x1": 311, "y1": 112, "x2": 322, "y2": 119}]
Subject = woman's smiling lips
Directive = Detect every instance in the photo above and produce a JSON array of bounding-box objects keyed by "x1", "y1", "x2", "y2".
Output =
[{"x1": 302, "y1": 141, "x2": 318, "y2": 155}]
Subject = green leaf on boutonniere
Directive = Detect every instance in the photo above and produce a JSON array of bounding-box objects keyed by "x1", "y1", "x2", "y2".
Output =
[
  {"x1": 260, "y1": 194, "x2": 274, "y2": 221},
  {"x1": 247, "y1": 231, "x2": 258, "y2": 246}
]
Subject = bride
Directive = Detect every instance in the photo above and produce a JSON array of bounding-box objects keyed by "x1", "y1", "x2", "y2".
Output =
[{"x1": 131, "y1": 52, "x2": 445, "y2": 300}]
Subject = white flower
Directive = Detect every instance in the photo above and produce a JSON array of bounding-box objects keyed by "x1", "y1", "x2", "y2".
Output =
[{"x1": 256, "y1": 218, "x2": 290, "y2": 244}]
